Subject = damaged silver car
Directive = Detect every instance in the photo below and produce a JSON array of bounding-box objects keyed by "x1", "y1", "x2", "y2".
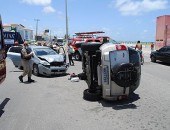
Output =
[{"x1": 29, "y1": 46, "x2": 68, "y2": 76}]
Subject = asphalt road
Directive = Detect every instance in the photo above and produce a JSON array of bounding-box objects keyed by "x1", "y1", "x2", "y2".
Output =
[{"x1": 0, "y1": 50, "x2": 170, "y2": 130}]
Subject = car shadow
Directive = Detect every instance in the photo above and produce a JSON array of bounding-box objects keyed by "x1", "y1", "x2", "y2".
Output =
[
  {"x1": 98, "y1": 93, "x2": 140, "y2": 110},
  {"x1": 156, "y1": 61, "x2": 170, "y2": 66},
  {"x1": 0, "y1": 98, "x2": 10, "y2": 117},
  {"x1": 37, "y1": 73, "x2": 70, "y2": 78}
]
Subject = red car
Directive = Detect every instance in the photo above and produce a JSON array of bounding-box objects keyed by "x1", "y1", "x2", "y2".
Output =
[
  {"x1": 71, "y1": 37, "x2": 101, "y2": 61},
  {"x1": 70, "y1": 31, "x2": 110, "y2": 61}
]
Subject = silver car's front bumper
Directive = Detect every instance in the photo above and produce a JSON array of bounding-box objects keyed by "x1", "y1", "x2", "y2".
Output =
[{"x1": 38, "y1": 64, "x2": 68, "y2": 76}]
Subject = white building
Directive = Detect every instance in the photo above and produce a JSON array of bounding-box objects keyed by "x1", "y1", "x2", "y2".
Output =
[{"x1": 3, "y1": 24, "x2": 33, "y2": 41}]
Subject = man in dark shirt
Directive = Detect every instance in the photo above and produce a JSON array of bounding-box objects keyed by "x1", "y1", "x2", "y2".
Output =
[{"x1": 18, "y1": 41, "x2": 34, "y2": 83}]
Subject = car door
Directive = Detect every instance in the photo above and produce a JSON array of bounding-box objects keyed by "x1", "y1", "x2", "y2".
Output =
[
  {"x1": 164, "y1": 47, "x2": 170, "y2": 63},
  {"x1": 156, "y1": 47, "x2": 167, "y2": 61},
  {"x1": 58, "y1": 47, "x2": 66, "y2": 63},
  {"x1": 29, "y1": 47, "x2": 40, "y2": 66},
  {"x1": 7, "y1": 46, "x2": 22, "y2": 67}
]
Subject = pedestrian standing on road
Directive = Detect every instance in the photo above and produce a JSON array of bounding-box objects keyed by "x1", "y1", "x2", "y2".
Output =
[
  {"x1": 151, "y1": 43, "x2": 154, "y2": 52},
  {"x1": 135, "y1": 40, "x2": 142, "y2": 51},
  {"x1": 68, "y1": 43, "x2": 75, "y2": 66},
  {"x1": 18, "y1": 41, "x2": 35, "y2": 83}
]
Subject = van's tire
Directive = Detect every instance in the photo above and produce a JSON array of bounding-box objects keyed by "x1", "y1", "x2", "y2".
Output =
[
  {"x1": 83, "y1": 89, "x2": 102, "y2": 101},
  {"x1": 74, "y1": 51, "x2": 81, "y2": 61},
  {"x1": 81, "y1": 43, "x2": 102, "y2": 52}
]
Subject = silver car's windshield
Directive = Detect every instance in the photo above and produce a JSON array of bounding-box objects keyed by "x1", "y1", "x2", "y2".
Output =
[{"x1": 34, "y1": 48, "x2": 57, "y2": 56}]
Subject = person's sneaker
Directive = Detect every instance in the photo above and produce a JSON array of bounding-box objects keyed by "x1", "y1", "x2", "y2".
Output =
[
  {"x1": 28, "y1": 77, "x2": 35, "y2": 83},
  {"x1": 19, "y1": 75, "x2": 23, "y2": 82}
]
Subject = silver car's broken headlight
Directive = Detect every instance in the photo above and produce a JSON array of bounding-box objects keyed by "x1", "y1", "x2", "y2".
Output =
[{"x1": 40, "y1": 61, "x2": 50, "y2": 67}]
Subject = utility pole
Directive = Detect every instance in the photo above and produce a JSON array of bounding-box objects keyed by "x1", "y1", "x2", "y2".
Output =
[
  {"x1": 65, "y1": 0, "x2": 68, "y2": 45},
  {"x1": 34, "y1": 19, "x2": 40, "y2": 41}
]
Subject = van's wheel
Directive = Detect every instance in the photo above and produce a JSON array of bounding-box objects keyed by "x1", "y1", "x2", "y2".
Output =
[
  {"x1": 33, "y1": 64, "x2": 39, "y2": 76},
  {"x1": 81, "y1": 43, "x2": 102, "y2": 51},
  {"x1": 75, "y1": 52, "x2": 81, "y2": 61},
  {"x1": 112, "y1": 63, "x2": 138, "y2": 88},
  {"x1": 83, "y1": 89, "x2": 102, "y2": 101},
  {"x1": 151, "y1": 56, "x2": 156, "y2": 62}
]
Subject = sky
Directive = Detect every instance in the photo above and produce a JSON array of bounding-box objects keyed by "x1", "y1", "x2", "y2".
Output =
[{"x1": 0, "y1": 0, "x2": 170, "y2": 42}]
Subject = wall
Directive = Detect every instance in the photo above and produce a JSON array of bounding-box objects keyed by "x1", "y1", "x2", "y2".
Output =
[{"x1": 156, "y1": 15, "x2": 170, "y2": 49}]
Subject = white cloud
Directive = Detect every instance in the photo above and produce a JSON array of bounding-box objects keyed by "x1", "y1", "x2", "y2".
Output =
[
  {"x1": 143, "y1": 29, "x2": 148, "y2": 33},
  {"x1": 134, "y1": 19, "x2": 142, "y2": 24},
  {"x1": 22, "y1": 0, "x2": 51, "y2": 6},
  {"x1": 111, "y1": 0, "x2": 168, "y2": 16},
  {"x1": 42, "y1": 6, "x2": 56, "y2": 13}
]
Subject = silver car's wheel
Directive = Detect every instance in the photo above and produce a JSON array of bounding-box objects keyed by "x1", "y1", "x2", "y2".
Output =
[{"x1": 33, "y1": 64, "x2": 39, "y2": 76}]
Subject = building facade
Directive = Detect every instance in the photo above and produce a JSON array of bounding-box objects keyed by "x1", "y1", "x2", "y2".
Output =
[
  {"x1": 156, "y1": 15, "x2": 170, "y2": 49},
  {"x1": 3, "y1": 24, "x2": 33, "y2": 41}
]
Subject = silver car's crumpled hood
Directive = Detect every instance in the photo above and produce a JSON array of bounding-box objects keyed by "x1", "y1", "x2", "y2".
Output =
[{"x1": 38, "y1": 55, "x2": 64, "y2": 62}]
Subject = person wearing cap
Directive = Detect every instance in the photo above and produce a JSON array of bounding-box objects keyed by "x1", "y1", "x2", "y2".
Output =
[{"x1": 18, "y1": 41, "x2": 35, "y2": 83}]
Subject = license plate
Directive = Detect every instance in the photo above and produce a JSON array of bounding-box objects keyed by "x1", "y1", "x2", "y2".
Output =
[{"x1": 103, "y1": 66, "x2": 109, "y2": 84}]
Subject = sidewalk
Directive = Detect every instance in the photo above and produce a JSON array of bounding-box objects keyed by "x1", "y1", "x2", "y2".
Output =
[{"x1": 142, "y1": 45, "x2": 153, "y2": 56}]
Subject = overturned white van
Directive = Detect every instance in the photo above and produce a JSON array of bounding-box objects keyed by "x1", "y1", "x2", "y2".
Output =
[{"x1": 79, "y1": 42, "x2": 141, "y2": 101}]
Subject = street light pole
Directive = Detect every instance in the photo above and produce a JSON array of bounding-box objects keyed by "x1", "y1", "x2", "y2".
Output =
[
  {"x1": 34, "y1": 19, "x2": 40, "y2": 41},
  {"x1": 65, "y1": 0, "x2": 68, "y2": 45},
  {"x1": 50, "y1": 29, "x2": 52, "y2": 42}
]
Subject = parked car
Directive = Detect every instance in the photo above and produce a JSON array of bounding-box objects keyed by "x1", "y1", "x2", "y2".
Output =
[
  {"x1": 150, "y1": 46, "x2": 170, "y2": 63},
  {"x1": 7, "y1": 45, "x2": 68, "y2": 76}
]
